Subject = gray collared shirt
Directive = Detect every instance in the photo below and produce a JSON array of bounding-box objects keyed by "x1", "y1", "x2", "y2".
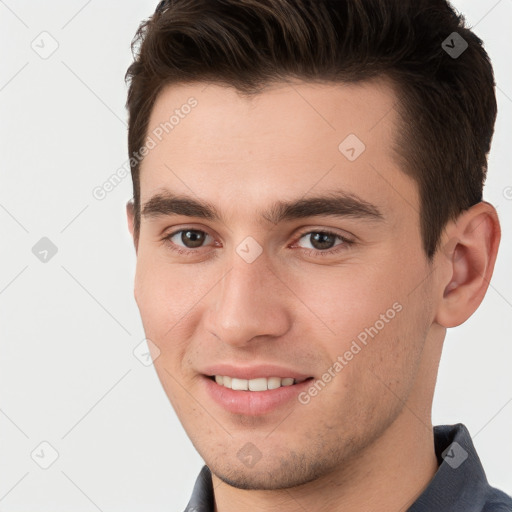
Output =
[{"x1": 183, "y1": 423, "x2": 512, "y2": 511}]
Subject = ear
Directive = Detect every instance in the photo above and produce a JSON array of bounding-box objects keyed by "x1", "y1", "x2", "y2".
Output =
[
  {"x1": 434, "y1": 201, "x2": 500, "y2": 328},
  {"x1": 126, "y1": 199, "x2": 138, "y2": 252}
]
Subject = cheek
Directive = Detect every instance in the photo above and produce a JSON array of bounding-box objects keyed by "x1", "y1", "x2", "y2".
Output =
[
  {"x1": 133, "y1": 252, "x2": 216, "y2": 364},
  {"x1": 133, "y1": 260, "x2": 199, "y2": 410},
  {"x1": 289, "y1": 258, "x2": 427, "y2": 402},
  {"x1": 288, "y1": 261, "x2": 403, "y2": 343},
  {"x1": 134, "y1": 248, "x2": 198, "y2": 324},
  {"x1": 133, "y1": 256, "x2": 181, "y2": 356}
]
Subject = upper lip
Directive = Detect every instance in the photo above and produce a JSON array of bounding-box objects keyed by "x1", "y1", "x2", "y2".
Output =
[{"x1": 201, "y1": 364, "x2": 313, "y2": 381}]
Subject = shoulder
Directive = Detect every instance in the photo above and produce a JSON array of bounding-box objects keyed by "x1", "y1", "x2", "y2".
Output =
[{"x1": 482, "y1": 487, "x2": 512, "y2": 512}]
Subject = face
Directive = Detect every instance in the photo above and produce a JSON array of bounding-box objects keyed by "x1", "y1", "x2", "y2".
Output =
[{"x1": 130, "y1": 79, "x2": 439, "y2": 490}]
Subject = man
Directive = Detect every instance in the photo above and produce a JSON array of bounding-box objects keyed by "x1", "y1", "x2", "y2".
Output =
[{"x1": 124, "y1": 0, "x2": 511, "y2": 510}]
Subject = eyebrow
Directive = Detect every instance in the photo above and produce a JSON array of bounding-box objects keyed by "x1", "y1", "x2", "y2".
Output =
[{"x1": 141, "y1": 189, "x2": 384, "y2": 225}]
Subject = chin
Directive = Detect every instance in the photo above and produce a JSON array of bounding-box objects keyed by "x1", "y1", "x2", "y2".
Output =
[{"x1": 208, "y1": 453, "x2": 329, "y2": 491}]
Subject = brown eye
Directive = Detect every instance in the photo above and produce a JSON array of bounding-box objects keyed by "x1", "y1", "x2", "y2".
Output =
[
  {"x1": 308, "y1": 232, "x2": 337, "y2": 250},
  {"x1": 297, "y1": 231, "x2": 346, "y2": 251},
  {"x1": 166, "y1": 229, "x2": 211, "y2": 249}
]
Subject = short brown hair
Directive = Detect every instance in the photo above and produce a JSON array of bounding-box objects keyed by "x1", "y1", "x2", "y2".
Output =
[{"x1": 125, "y1": 0, "x2": 497, "y2": 259}]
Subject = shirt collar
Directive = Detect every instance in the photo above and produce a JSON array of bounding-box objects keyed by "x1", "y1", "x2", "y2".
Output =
[{"x1": 408, "y1": 423, "x2": 490, "y2": 511}]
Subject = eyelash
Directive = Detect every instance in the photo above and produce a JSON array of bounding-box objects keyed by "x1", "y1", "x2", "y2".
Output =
[{"x1": 161, "y1": 228, "x2": 354, "y2": 258}]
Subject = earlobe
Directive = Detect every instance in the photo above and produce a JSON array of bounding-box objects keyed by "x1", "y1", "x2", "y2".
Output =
[{"x1": 434, "y1": 202, "x2": 500, "y2": 328}]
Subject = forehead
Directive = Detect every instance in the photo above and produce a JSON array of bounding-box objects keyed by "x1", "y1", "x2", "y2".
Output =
[{"x1": 139, "y1": 79, "x2": 417, "y2": 222}]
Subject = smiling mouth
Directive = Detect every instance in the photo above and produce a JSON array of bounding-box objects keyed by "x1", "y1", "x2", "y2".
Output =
[{"x1": 208, "y1": 375, "x2": 314, "y2": 391}]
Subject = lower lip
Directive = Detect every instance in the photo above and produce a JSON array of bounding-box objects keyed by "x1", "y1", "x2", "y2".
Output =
[{"x1": 202, "y1": 376, "x2": 313, "y2": 416}]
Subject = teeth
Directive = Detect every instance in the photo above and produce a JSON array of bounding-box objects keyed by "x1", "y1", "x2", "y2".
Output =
[
  {"x1": 213, "y1": 375, "x2": 302, "y2": 391},
  {"x1": 249, "y1": 377, "x2": 267, "y2": 391},
  {"x1": 231, "y1": 378, "x2": 248, "y2": 391},
  {"x1": 267, "y1": 377, "x2": 282, "y2": 390}
]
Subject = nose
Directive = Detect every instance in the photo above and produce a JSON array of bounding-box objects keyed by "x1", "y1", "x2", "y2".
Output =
[{"x1": 204, "y1": 249, "x2": 292, "y2": 347}]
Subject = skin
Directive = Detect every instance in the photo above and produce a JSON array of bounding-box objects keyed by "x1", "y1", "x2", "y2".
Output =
[{"x1": 127, "y1": 79, "x2": 500, "y2": 511}]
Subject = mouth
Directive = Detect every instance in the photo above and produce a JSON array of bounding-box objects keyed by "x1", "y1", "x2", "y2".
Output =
[
  {"x1": 203, "y1": 373, "x2": 316, "y2": 415},
  {"x1": 207, "y1": 375, "x2": 314, "y2": 391}
]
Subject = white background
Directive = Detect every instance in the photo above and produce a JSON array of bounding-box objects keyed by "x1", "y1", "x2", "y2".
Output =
[{"x1": 0, "y1": 1, "x2": 511, "y2": 510}]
